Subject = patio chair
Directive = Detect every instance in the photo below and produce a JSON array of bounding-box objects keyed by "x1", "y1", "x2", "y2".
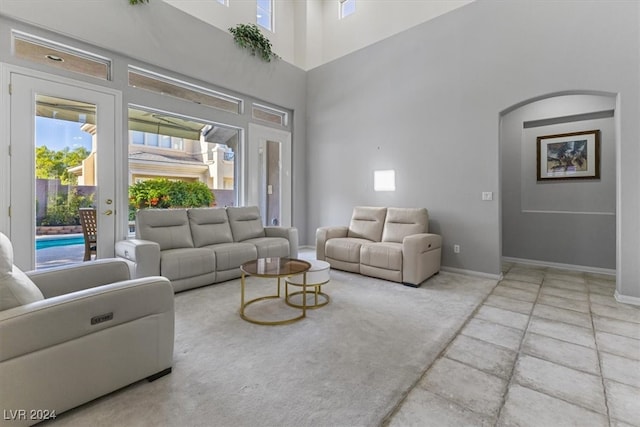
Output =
[{"x1": 79, "y1": 207, "x2": 97, "y2": 261}]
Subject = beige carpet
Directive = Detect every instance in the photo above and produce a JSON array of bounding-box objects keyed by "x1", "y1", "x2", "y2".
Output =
[{"x1": 48, "y1": 270, "x2": 496, "y2": 426}]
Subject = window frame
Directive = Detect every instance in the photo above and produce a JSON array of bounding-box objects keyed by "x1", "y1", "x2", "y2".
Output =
[
  {"x1": 339, "y1": 0, "x2": 356, "y2": 19},
  {"x1": 256, "y1": 0, "x2": 274, "y2": 32}
]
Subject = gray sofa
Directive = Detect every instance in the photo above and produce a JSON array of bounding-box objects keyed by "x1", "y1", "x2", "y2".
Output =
[
  {"x1": 0, "y1": 232, "x2": 174, "y2": 426},
  {"x1": 316, "y1": 206, "x2": 442, "y2": 287},
  {"x1": 116, "y1": 206, "x2": 298, "y2": 292}
]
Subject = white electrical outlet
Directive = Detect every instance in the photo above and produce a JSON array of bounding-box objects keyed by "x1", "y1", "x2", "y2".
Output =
[
  {"x1": 482, "y1": 192, "x2": 493, "y2": 201},
  {"x1": 454, "y1": 244, "x2": 460, "y2": 254}
]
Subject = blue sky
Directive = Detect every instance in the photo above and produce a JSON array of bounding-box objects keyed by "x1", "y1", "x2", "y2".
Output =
[{"x1": 35, "y1": 116, "x2": 92, "y2": 151}]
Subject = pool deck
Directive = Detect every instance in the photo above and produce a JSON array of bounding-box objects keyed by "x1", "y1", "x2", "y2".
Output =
[{"x1": 36, "y1": 244, "x2": 86, "y2": 269}]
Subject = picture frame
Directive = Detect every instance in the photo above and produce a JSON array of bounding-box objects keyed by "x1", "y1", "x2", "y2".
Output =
[{"x1": 536, "y1": 129, "x2": 601, "y2": 181}]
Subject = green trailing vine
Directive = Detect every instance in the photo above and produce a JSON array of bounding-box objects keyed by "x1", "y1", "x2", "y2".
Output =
[
  {"x1": 229, "y1": 24, "x2": 279, "y2": 62},
  {"x1": 129, "y1": 0, "x2": 148, "y2": 4}
]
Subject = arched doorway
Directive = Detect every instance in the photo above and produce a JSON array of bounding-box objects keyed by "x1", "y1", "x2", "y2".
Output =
[{"x1": 499, "y1": 92, "x2": 617, "y2": 275}]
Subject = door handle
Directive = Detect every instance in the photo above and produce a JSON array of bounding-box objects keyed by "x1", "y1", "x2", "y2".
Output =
[{"x1": 103, "y1": 209, "x2": 113, "y2": 216}]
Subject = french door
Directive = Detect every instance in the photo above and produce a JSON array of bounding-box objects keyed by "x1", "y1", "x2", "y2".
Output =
[
  {"x1": 247, "y1": 123, "x2": 292, "y2": 227},
  {"x1": 8, "y1": 71, "x2": 119, "y2": 270}
]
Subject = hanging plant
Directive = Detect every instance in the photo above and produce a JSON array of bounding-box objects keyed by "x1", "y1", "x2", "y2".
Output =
[
  {"x1": 229, "y1": 24, "x2": 279, "y2": 62},
  {"x1": 129, "y1": 0, "x2": 149, "y2": 4}
]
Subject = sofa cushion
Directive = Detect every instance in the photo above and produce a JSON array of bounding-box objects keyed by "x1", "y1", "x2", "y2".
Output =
[
  {"x1": 136, "y1": 209, "x2": 194, "y2": 250},
  {"x1": 159, "y1": 248, "x2": 215, "y2": 281},
  {"x1": 204, "y1": 242, "x2": 257, "y2": 271},
  {"x1": 326, "y1": 237, "x2": 371, "y2": 264},
  {"x1": 0, "y1": 233, "x2": 44, "y2": 311},
  {"x1": 188, "y1": 208, "x2": 234, "y2": 247},
  {"x1": 243, "y1": 237, "x2": 290, "y2": 258},
  {"x1": 360, "y1": 242, "x2": 403, "y2": 271},
  {"x1": 227, "y1": 206, "x2": 266, "y2": 242},
  {"x1": 382, "y1": 208, "x2": 429, "y2": 243},
  {"x1": 347, "y1": 207, "x2": 387, "y2": 242}
]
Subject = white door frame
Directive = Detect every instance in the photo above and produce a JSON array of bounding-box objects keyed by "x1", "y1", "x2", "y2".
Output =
[
  {"x1": 247, "y1": 123, "x2": 292, "y2": 227},
  {"x1": 1, "y1": 64, "x2": 122, "y2": 269}
]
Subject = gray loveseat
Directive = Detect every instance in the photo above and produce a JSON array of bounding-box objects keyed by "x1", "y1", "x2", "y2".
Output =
[
  {"x1": 316, "y1": 206, "x2": 441, "y2": 287},
  {"x1": 116, "y1": 206, "x2": 298, "y2": 292}
]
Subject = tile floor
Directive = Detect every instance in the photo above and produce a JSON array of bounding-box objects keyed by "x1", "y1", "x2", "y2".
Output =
[{"x1": 388, "y1": 263, "x2": 640, "y2": 427}]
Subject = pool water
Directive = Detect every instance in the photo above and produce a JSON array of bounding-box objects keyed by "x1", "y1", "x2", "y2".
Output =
[{"x1": 36, "y1": 236, "x2": 85, "y2": 250}]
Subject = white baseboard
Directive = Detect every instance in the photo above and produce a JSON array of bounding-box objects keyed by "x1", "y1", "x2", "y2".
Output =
[
  {"x1": 441, "y1": 266, "x2": 502, "y2": 281},
  {"x1": 502, "y1": 256, "x2": 615, "y2": 277},
  {"x1": 614, "y1": 291, "x2": 640, "y2": 307}
]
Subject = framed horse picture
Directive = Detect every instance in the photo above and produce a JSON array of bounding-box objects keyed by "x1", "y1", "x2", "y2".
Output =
[{"x1": 536, "y1": 130, "x2": 601, "y2": 181}]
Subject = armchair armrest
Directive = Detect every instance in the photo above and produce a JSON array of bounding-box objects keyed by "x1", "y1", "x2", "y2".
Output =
[
  {"x1": 265, "y1": 226, "x2": 299, "y2": 258},
  {"x1": 315, "y1": 226, "x2": 349, "y2": 260},
  {"x1": 0, "y1": 276, "x2": 173, "y2": 363},
  {"x1": 27, "y1": 259, "x2": 131, "y2": 298},
  {"x1": 115, "y1": 239, "x2": 161, "y2": 279}
]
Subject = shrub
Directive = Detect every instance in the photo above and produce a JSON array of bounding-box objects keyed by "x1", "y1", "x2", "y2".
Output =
[
  {"x1": 39, "y1": 189, "x2": 94, "y2": 226},
  {"x1": 129, "y1": 178, "x2": 215, "y2": 220}
]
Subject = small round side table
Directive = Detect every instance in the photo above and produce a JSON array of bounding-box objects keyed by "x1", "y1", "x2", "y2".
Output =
[{"x1": 285, "y1": 259, "x2": 330, "y2": 309}]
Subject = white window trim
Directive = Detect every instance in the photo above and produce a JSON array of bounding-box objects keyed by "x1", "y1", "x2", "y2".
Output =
[{"x1": 257, "y1": 0, "x2": 274, "y2": 32}]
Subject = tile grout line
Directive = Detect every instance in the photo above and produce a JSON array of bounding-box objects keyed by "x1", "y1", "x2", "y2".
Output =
[
  {"x1": 589, "y1": 281, "x2": 613, "y2": 427},
  {"x1": 493, "y1": 265, "x2": 545, "y2": 426},
  {"x1": 501, "y1": 271, "x2": 615, "y2": 422},
  {"x1": 379, "y1": 276, "x2": 502, "y2": 427}
]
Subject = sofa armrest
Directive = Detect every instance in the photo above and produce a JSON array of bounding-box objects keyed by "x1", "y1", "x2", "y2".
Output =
[
  {"x1": 402, "y1": 233, "x2": 443, "y2": 285},
  {"x1": 0, "y1": 276, "x2": 174, "y2": 362},
  {"x1": 27, "y1": 259, "x2": 131, "y2": 298},
  {"x1": 115, "y1": 239, "x2": 161, "y2": 279},
  {"x1": 315, "y1": 226, "x2": 349, "y2": 260},
  {"x1": 264, "y1": 226, "x2": 299, "y2": 258}
]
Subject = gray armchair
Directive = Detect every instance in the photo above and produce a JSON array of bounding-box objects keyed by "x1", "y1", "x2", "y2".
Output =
[{"x1": 0, "y1": 232, "x2": 174, "y2": 426}]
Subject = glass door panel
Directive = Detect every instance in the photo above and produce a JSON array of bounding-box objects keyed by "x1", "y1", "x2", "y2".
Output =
[
  {"x1": 9, "y1": 72, "x2": 117, "y2": 270},
  {"x1": 35, "y1": 95, "x2": 97, "y2": 268}
]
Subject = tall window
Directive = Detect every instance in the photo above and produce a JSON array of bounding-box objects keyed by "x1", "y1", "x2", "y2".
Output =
[
  {"x1": 216, "y1": 0, "x2": 227, "y2": 5},
  {"x1": 257, "y1": 0, "x2": 273, "y2": 31},
  {"x1": 339, "y1": 0, "x2": 355, "y2": 19}
]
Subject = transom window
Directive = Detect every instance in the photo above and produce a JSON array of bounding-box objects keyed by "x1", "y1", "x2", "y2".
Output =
[
  {"x1": 216, "y1": 0, "x2": 228, "y2": 5},
  {"x1": 257, "y1": 0, "x2": 273, "y2": 32},
  {"x1": 128, "y1": 67, "x2": 243, "y2": 114},
  {"x1": 339, "y1": 0, "x2": 355, "y2": 19},
  {"x1": 12, "y1": 31, "x2": 111, "y2": 80}
]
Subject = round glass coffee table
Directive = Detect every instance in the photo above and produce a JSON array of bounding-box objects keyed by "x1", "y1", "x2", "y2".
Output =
[{"x1": 240, "y1": 257, "x2": 311, "y2": 325}]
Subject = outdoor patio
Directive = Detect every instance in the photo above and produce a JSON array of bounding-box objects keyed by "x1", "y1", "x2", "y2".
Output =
[{"x1": 36, "y1": 244, "x2": 85, "y2": 269}]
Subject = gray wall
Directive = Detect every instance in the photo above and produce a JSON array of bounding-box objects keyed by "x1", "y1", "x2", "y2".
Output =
[
  {"x1": 502, "y1": 94, "x2": 616, "y2": 269},
  {"x1": 306, "y1": 0, "x2": 640, "y2": 299},
  {"x1": 0, "y1": 0, "x2": 309, "y2": 242}
]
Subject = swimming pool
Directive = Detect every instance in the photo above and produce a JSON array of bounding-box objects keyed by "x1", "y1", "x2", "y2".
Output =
[{"x1": 36, "y1": 235, "x2": 85, "y2": 250}]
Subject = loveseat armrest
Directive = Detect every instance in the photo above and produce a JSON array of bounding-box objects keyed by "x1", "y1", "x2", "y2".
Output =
[
  {"x1": 315, "y1": 226, "x2": 349, "y2": 260},
  {"x1": 115, "y1": 239, "x2": 161, "y2": 279},
  {"x1": 27, "y1": 259, "x2": 131, "y2": 298},
  {"x1": 265, "y1": 226, "x2": 299, "y2": 258},
  {"x1": 0, "y1": 276, "x2": 174, "y2": 363},
  {"x1": 402, "y1": 233, "x2": 443, "y2": 286}
]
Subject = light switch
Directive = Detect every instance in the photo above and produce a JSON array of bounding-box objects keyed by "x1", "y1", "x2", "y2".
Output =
[
  {"x1": 267, "y1": 184, "x2": 273, "y2": 195},
  {"x1": 482, "y1": 192, "x2": 493, "y2": 201}
]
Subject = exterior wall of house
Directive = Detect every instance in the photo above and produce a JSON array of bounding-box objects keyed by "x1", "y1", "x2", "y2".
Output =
[{"x1": 306, "y1": 1, "x2": 640, "y2": 298}]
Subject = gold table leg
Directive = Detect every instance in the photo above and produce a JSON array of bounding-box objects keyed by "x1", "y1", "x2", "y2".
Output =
[
  {"x1": 239, "y1": 272, "x2": 307, "y2": 326},
  {"x1": 285, "y1": 277, "x2": 330, "y2": 309}
]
